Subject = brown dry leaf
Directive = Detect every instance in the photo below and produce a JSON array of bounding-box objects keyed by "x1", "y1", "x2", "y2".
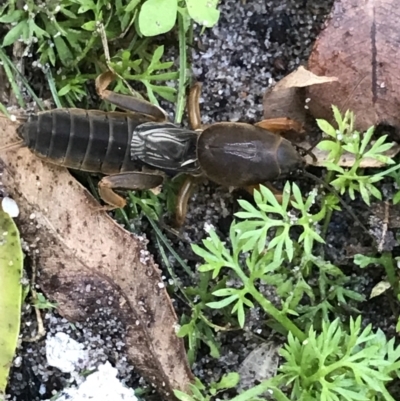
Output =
[
  {"x1": 371, "y1": 202, "x2": 400, "y2": 229},
  {"x1": 273, "y1": 66, "x2": 338, "y2": 89},
  {"x1": 369, "y1": 201, "x2": 398, "y2": 252},
  {"x1": 307, "y1": 0, "x2": 400, "y2": 134},
  {"x1": 0, "y1": 117, "x2": 193, "y2": 400},
  {"x1": 303, "y1": 141, "x2": 400, "y2": 167},
  {"x1": 238, "y1": 342, "x2": 280, "y2": 392},
  {"x1": 263, "y1": 66, "x2": 338, "y2": 123}
]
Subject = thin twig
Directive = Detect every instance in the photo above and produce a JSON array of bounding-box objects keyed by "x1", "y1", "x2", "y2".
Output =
[
  {"x1": 46, "y1": 69, "x2": 63, "y2": 109},
  {"x1": 378, "y1": 201, "x2": 389, "y2": 252},
  {"x1": 22, "y1": 258, "x2": 46, "y2": 343},
  {"x1": 303, "y1": 171, "x2": 373, "y2": 242},
  {"x1": 147, "y1": 216, "x2": 194, "y2": 278},
  {"x1": 175, "y1": 11, "x2": 188, "y2": 124},
  {"x1": 98, "y1": 23, "x2": 143, "y2": 101}
]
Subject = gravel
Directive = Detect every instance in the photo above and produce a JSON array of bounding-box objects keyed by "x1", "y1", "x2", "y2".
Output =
[
  {"x1": 6, "y1": 0, "x2": 343, "y2": 400},
  {"x1": 191, "y1": 0, "x2": 333, "y2": 125}
]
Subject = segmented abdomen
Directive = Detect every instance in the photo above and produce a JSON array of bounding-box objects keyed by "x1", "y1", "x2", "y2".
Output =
[{"x1": 19, "y1": 108, "x2": 153, "y2": 174}]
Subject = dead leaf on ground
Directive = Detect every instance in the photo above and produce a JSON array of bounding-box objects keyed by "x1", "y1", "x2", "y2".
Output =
[
  {"x1": 263, "y1": 66, "x2": 338, "y2": 124},
  {"x1": 238, "y1": 341, "x2": 280, "y2": 392},
  {"x1": 371, "y1": 202, "x2": 400, "y2": 229},
  {"x1": 369, "y1": 201, "x2": 398, "y2": 252},
  {"x1": 0, "y1": 117, "x2": 193, "y2": 400},
  {"x1": 273, "y1": 66, "x2": 338, "y2": 89},
  {"x1": 307, "y1": 0, "x2": 400, "y2": 135}
]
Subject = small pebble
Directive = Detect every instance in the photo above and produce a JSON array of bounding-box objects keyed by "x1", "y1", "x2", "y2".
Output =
[{"x1": 2, "y1": 197, "x2": 19, "y2": 218}]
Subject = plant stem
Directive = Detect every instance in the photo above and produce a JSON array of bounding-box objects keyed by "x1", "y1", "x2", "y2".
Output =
[
  {"x1": 321, "y1": 207, "x2": 333, "y2": 240},
  {"x1": 46, "y1": 69, "x2": 63, "y2": 108},
  {"x1": 0, "y1": 48, "x2": 25, "y2": 108},
  {"x1": 375, "y1": 163, "x2": 400, "y2": 179},
  {"x1": 70, "y1": 34, "x2": 97, "y2": 69},
  {"x1": 147, "y1": 216, "x2": 194, "y2": 278},
  {"x1": 250, "y1": 284, "x2": 306, "y2": 342},
  {"x1": 175, "y1": 11, "x2": 188, "y2": 124},
  {"x1": 321, "y1": 168, "x2": 337, "y2": 240},
  {"x1": 8, "y1": 67, "x2": 44, "y2": 110},
  {"x1": 381, "y1": 251, "x2": 399, "y2": 296}
]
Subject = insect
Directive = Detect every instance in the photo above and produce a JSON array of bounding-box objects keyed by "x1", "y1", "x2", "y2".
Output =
[{"x1": 17, "y1": 71, "x2": 306, "y2": 226}]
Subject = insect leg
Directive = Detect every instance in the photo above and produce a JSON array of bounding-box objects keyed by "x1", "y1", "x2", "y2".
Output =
[
  {"x1": 255, "y1": 118, "x2": 304, "y2": 134},
  {"x1": 174, "y1": 175, "x2": 203, "y2": 227},
  {"x1": 98, "y1": 172, "x2": 164, "y2": 209},
  {"x1": 95, "y1": 71, "x2": 167, "y2": 121},
  {"x1": 187, "y1": 82, "x2": 212, "y2": 131},
  {"x1": 187, "y1": 82, "x2": 202, "y2": 131}
]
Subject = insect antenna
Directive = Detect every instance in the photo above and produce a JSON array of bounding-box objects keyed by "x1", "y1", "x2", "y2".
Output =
[
  {"x1": 302, "y1": 170, "x2": 374, "y2": 242},
  {"x1": 296, "y1": 144, "x2": 318, "y2": 164}
]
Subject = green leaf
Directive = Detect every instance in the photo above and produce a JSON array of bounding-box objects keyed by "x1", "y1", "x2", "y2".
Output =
[
  {"x1": 353, "y1": 254, "x2": 380, "y2": 268},
  {"x1": 146, "y1": 72, "x2": 179, "y2": 80},
  {"x1": 33, "y1": 293, "x2": 57, "y2": 310},
  {"x1": 0, "y1": 211, "x2": 23, "y2": 393},
  {"x1": 342, "y1": 143, "x2": 358, "y2": 155},
  {"x1": 64, "y1": 31, "x2": 85, "y2": 53},
  {"x1": 316, "y1": 139, "x2": 338, "y2": 152},
  {"x1": 177, "y1": 323, "x2": 193, "y2": 337},
  {"x1": 148, "y1": 45, "x2": 164, "y2": 71},
  {"x1": 44, "y1": 44, "x2": 56, "y2": 67},
  {"x1": 333, "y1": 386, "x2": 369, "y2": 400},
  {"x1": 359, "y1": 125, "x2": 375, "y2": 155},
  {"x1": 190, "y1": 384, "x2": 204, "y2": 401},
  {"x1": 331, "y1": 105, "x2": 343, "y2": 129},
  {"x1": 185, "y1": 0, "x2": 220, "y2": 28},
  {"x1": 236, "y1": 199, "x2": 261, "y2": 217},
  {"x1": 368, "y1": 183, "x2": 381, "y2": 201},
  {"x1": 212, "y1": 288, "x2": 237, "y2": 297},
  {"x1": 324, "y1": 162, "x2": 344, "y2": 173},
  {"x1": 216, "y1": 372, "x2": 240, "y2": 390},
  {"x1": 317, "y1": 118, "x2": 337, "y2": 138},
  {"x1": 173, "y1": 389, "x2": 195, "y2": 401},
  {"x1": 284, "y1": 234, "x2": 294, "y2": 261},
  {"x1": 81, "y1": 20, "x2": 96, "y2": 31},
  {"x1": 126, "y1": 0, "x2": 141, "y2": 12},
  {"x1": 60, "y1": 7, "x2": 78, "y2": 19},
  {"x1": 260, "y1": 184, "x2": 283, "y2": 210},
  {"x1": 77, "y1": 0, "x2": 96, "y2": 13},
  {"x1": 0, "y1": 10, "x2": 25, "y2": 23},
  {"x1": 207, "y1": 295, "x2": 238, "y2": 309},
  {"x1": 138, "y1": 0, "x2": 177, "y2": 36},
  {"x1": 156, "y1": 61, "x2": 174, "y2": 70},
  {"x1": 141, "y1": 80, "x2": 159, "y2": 105},
  {"x1": 31, "y1": 21, "x2": 49, "y2": 40},
  {"x1": 57, "y1": 84, "x2": 71, "y2": 97},
  {"x1": 191, "y1": 243, "x2": 212, "y2": 260},
  {"x1": 120, "y1": 12, "x2": 132, "y2": 32},
  {"x1": 291, "y1": 183, "x2": 304, "y2": 209},
  {"x1": 359, "y1": 182, "x2": 370, "y2": 205},
  {"x1": 365, "y1": 137, "x2": 394, "y2": 160},
  {"x1": 54, "y1": 36, "x2": 74, "y2": 66},
  {"x1": 151, "y1": 85, "x2": 176, "y2": 102},
  {"x1": 2, "y1": 20, "x2": 26, "y2": 46},
  {"x1": 237, "y1": 302, "x2": 245, "y2": 328}
]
